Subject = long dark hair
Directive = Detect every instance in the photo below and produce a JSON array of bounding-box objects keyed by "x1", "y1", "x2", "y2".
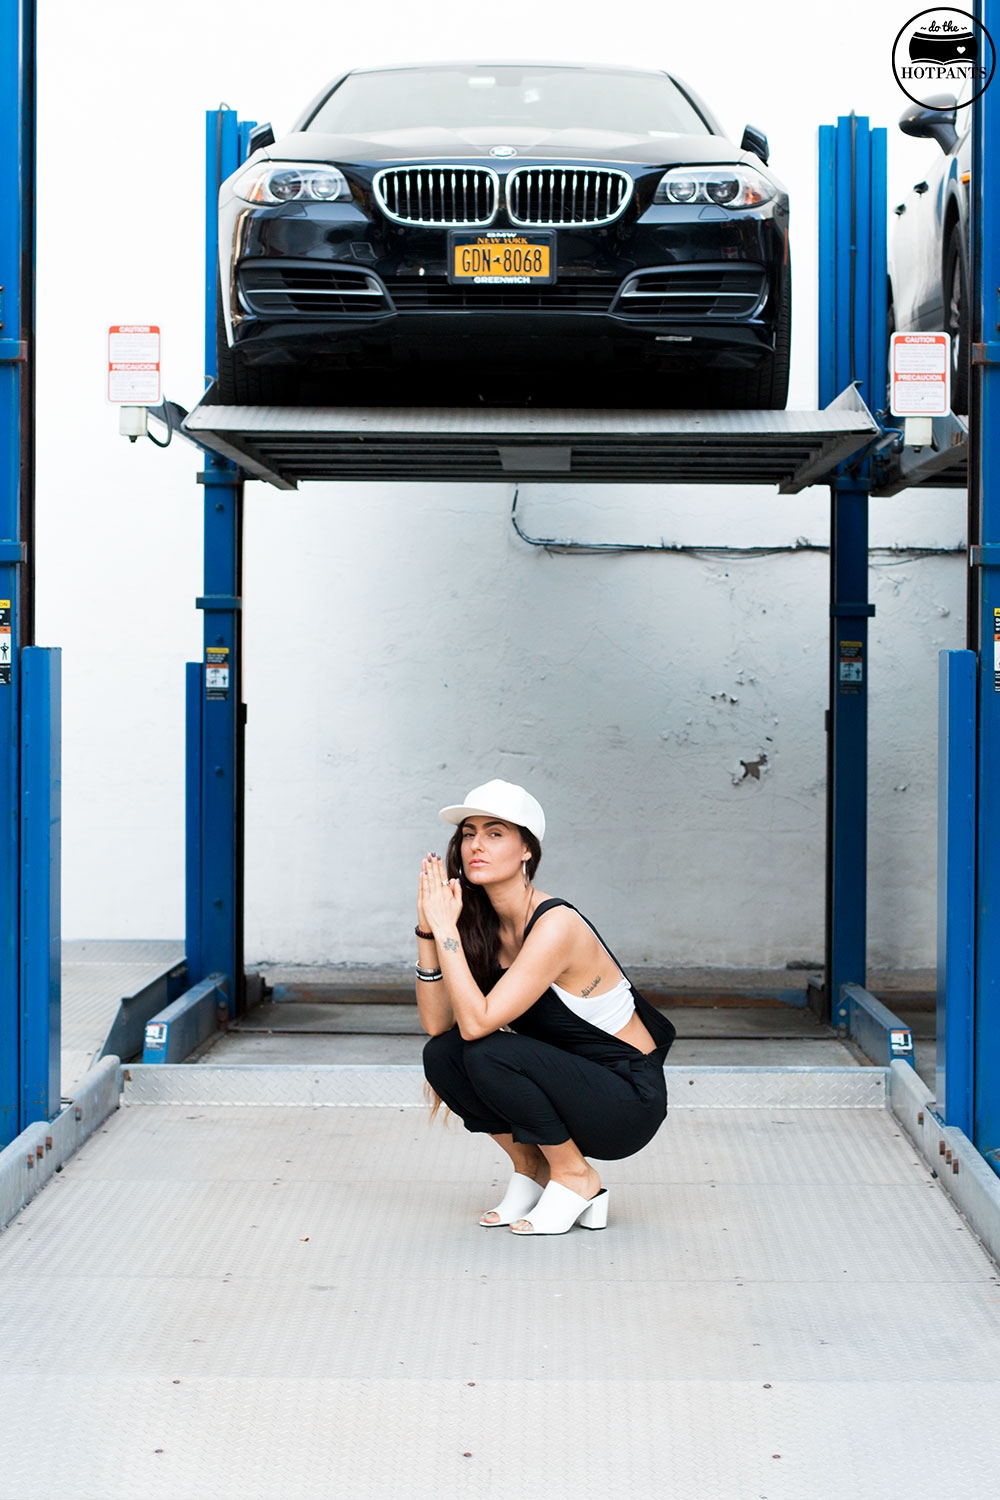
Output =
[{"x1": 445, "y1": 823, "x2": 542, "y2": 990}]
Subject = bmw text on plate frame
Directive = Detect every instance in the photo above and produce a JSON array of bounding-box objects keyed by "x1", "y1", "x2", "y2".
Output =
[
  {"x1": 892, "y1": 8, "x2": 996, "y2": 109},
  {"x1": 215, "y1": 62, "x2": 792, "y2": 409}
]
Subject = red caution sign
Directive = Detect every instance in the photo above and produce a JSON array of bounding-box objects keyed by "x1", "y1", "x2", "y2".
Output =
[
  {"x1": 890, "y1": 332, "x2": 950, "y2": 417},
  {"x1": 108, "y1": 325, "x2": 161, "y2": 404}
]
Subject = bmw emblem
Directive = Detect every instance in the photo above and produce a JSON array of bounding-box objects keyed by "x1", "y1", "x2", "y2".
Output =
[{"x1": 489, "y1": 145, "x2": 518, "y2": 158}]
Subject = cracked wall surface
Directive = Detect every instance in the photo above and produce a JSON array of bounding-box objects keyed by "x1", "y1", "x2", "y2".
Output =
[{"x1": 232, "y1": 482, "x2": 964, "y2": 968}]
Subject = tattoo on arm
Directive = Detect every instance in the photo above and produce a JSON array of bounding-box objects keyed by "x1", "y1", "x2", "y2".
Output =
[
  {"x1": 581, "y1": 974, "x2": 601, "y2": 997},
  {"x1": 443, "y1": 937, "x2": 459, "y2": 952}
]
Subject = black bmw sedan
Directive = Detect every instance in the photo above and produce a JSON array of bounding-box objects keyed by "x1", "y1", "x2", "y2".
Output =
[{"x1": 216, "y1": 63, "x2": 791, "y2": 407}]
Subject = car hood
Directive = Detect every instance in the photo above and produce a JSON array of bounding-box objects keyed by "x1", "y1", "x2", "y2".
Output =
[{"x1": 258, "y1": 127, "x2": 757, "y2": 169}]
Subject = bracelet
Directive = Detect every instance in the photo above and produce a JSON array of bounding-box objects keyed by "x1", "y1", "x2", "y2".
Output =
[
  {"x1": 415, "y1": 965, "x2": 443, "y2": 982},
  {"x1": 414, "y1": 925, "x2": 435, "y2": 940}
]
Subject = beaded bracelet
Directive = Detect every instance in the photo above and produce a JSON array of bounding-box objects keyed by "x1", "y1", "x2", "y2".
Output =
[{"x1": 414, "y1": 925, "x2": 435, "y2": 940}]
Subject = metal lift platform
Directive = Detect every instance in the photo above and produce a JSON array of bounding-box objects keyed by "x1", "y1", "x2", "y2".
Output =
[
  {"x1": 182, "y1": 385, "x2": 878, "y2": 490},
  {"x1": 2, "y1": 1059, "x2": 1000, "y2": 1499},
  {"x1": 872, "y1": 412, "x2": 969, "y2": 497}
]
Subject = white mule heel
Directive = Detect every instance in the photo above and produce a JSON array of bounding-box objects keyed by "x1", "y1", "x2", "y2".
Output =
[
  {"x1": 509, "y1": 1181, "x2": 609, "y2": 1235},
  {"x1": 480, "y1": 1172, "x2": 545, "y2": 1227}
]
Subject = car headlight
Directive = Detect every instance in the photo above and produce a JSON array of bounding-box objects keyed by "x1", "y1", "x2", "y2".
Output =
[
  {"x1": 233, "y1": 162, "x2": 351, "y2": 204},
  {"x1": 653, "y1": 166, "x2": 774, "y2": 208}
]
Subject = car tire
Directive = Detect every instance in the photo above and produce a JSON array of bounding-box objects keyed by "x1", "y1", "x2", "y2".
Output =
[
  {"x1": 944, "y1": 227, "x2": 969, "y2": 415},
  {"x1": 710, "y1": 270, "x2": 791, "y2": 410},
  {"x1": 215, "y1": 286, "x2": 296, "y2": 405}
]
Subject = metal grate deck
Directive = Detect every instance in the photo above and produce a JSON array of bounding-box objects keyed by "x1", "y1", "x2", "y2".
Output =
[
  {"x1": 182, "y1": 387, "x2": 878, "y2": 491},
  {"x1": 1, "y1": 1089, "x2": 998, "y2": 1497}
]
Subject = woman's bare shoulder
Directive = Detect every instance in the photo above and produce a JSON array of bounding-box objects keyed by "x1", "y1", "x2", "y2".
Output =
[{"x1": 525, "y1": 900, "x2": 590, "y2": 944}]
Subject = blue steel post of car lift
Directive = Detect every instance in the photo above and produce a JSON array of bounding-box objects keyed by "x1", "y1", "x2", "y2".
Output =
[
  {"x1": 971, "y1": 0, "x2": 1000, "y2": 1173},
  {"x1": 0, "y1": 0, "x2": 43, "y2": 1146},
  {"x1": 188, "y1": 109, "x2": 251, "y2": 1013},
  {"x1": 0, "y1": 0, "x2": 26, "y2": 1146},
  {"x1": 817, "y1": 116, "x2": 887, "y2": 1025},
  {"x1": 19, "y1": 645, "x2": 59, "y2": 1128},
  {"x1": 937, "y1": 650, "x2": 975, "y2": 1134},
  {"x1": 185, "y1": 661, "x2": 203, "y2": 983}
]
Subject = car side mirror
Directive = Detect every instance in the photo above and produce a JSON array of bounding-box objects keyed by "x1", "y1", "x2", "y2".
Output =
[
  {"x1": 898, "y1": 95, "x2": 958, "y2": 153},
  {"x1": 740, "y1": 125, "x2": 769, "y2": 165},
  {"x1": 247, "y1": 121, "x2": 276, "y2": 154}
]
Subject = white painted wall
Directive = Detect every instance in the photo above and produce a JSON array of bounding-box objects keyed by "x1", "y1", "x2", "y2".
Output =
[
  {"x1": 33, "y1": 0, "x2": 967, "y2": 965},
  {"x1": 238, "y1": 482, "x2": 964, "y2": 967}
]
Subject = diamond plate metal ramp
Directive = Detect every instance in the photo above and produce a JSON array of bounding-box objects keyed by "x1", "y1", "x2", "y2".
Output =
[
  {"x1": 181, "y1": 386, "x2": 877, "y2": 491},
  {"x1": 61, "y1": 940, "x2": 186, "y2": 1093},
  {"x1": 121, "y1": 1063, "x2": 886, "y2": 1108},
  {"x1": 2, "y1": 1066, "x2": 999, "y2": 1497}
]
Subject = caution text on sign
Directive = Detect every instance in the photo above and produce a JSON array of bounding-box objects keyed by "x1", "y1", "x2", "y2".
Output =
[
  {"x1": 107, "y1": 324, "x2": 161, "y2": 405},
  {"x1": 890, "y1": 331, "x2": 950, "y2": 417}
]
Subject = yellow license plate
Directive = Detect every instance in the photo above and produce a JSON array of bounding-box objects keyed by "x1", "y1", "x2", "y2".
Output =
[{"x1": 450, "y1": 232, "x2": 555, "y2": 284}]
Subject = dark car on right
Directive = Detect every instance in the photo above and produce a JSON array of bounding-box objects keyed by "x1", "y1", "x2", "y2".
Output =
[{"x1": 889, "y1": 92, "x2": 971, "y2": 413}]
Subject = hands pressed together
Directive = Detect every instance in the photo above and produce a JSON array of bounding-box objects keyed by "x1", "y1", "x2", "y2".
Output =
[{"x1": 418, "y1": 853, "x2": 463, "y2": 937}]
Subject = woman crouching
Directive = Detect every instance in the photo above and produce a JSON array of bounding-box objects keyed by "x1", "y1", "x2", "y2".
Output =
[{"x1": 417, "y1": 779, "x2": 676, "y2": 1235}]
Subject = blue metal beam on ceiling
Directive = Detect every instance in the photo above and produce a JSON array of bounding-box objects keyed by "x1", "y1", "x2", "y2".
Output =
[{"x1": 817, "y1": 116, "x2": 887, "y2": 1024}]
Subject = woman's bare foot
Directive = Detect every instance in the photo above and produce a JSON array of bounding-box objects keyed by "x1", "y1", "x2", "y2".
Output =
[{"x1": 547, "y1": 1162, "x2": 601, "y2": 1199}]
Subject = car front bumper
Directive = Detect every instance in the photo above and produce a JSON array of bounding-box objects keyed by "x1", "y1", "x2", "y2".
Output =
[{"x1": 220, "y1": 194, "x2": 790, "y2": 374}]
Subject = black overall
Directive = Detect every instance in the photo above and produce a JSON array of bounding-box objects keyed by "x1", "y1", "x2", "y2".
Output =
[{"x1": 422, "y1": 899, "x2": 677, "y2": 1159}]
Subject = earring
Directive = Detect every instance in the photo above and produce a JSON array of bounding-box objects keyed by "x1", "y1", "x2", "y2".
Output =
[{"x1": 522, "y1": 860, "x2": 529, "y2": 885}]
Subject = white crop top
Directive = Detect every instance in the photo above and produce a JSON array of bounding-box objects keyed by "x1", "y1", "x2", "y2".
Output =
[{"x1": 550, "y1": 974, "x2": 636, "y2": 1035}]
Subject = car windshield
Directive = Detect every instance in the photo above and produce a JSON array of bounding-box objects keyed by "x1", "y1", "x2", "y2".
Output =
[{"x1": 306, "y1": 66, "x2": 711, "y2": 137}]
